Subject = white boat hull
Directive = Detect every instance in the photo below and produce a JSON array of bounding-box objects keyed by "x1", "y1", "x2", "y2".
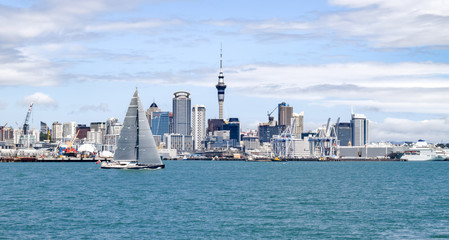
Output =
[{"x1": 101, "y1": 161, "x2": 164, "y2": 170}]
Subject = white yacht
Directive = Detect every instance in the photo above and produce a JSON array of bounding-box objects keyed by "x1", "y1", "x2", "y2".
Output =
[
  {"x1": 401, "y1": 140, "x2": 445, "y2": 161},
  {"x1": 101, "y1": 89, "x2": 164, "y2": 170}
]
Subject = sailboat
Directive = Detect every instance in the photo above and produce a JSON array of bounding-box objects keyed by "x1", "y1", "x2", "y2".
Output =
[{"x1": 101, "y1": 89, "x2": 165, "y2": 170}]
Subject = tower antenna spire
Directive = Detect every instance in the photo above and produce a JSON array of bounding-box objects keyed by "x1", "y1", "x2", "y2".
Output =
[
  {"x1": 220, "y1": 42, "x2": 223, "y2": 70},
  {"x1": 216, "y1": 42, "x2": 227, "y2": 120}
]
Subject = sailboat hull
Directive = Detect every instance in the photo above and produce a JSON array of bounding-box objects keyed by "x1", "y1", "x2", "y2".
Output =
[{"x1": 101, "y1": 161, "x2": 165, "y2": 170}]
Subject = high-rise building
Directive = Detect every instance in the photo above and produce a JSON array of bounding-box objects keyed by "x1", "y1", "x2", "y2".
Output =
[
  {"x1": 278, "y1": 102, "x2": 293, "y2": 127},
  {"x1": 90, "y1": 122, "x2": 106, "y2": 133},
  {"x1": 40, "y1": 121, "x2": 48, "y2": 134},
  {"x1": 106, "y1": 118, "x2": 119, "y2": 135},
  {"x1": 222, "y1": 118, "x2": 240, "y2": 144},
  {"x1": 76, "y1": 124, "x2": 90, "y2": 140},
  {"x1": 216, "y1": 46, "x2": 226, "y2": 120},
  {"x1": 173, "y1": 91, "x2": 191, "y2": 136},
  {"x1": 63, "y1": 122, "x2": 77, "y2": 139},
  {"x1": 351, "y1": 114, "x2": 369, "y2": 146},
  {"x1": 208, "y1": 119, "x2": 224, "y2": 135},
  {"x1": 152, "y1": 111, "x2": 170, "y2": 140},
  {"x1": 291, "y1": 112, "x2": 304, "y2": 138},
  {"x1": 51, "y1": 122, "x2": 63, "y2": 143},
  {"x1": 146, "y1": 102, "x2": 160, "y2": 127},
  {"x1": 337, "y1": 122, "x2": 352, "y2": 146},
  {"x1": 258, "y1": 124, "x2": 285, "y2": 143},
  {"x1": 192, "y1": 105, "x2": 206, "y2": 151}
]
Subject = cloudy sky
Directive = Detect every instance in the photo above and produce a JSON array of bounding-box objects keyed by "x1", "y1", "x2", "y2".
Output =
[{"x1": 1, "y1": 0, "x2": 449, "y2": 143}]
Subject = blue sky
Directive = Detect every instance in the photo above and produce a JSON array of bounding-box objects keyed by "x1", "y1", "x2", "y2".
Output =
[{"x1": 1, "y1": 0, "x2": 449, "y2": 142}]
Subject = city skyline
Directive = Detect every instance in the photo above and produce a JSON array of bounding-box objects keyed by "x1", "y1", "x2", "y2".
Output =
[{"x1": 1, "y1": 0, "x2": 449, "y2": 142}]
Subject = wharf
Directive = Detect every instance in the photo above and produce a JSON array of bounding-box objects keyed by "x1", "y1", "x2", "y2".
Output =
[
  {"x1": 171, "y1": 157, "x2": 406, "y2": 162},
  {"x1": 0, "y1": 157, "x2": 103, "y2": 162}
]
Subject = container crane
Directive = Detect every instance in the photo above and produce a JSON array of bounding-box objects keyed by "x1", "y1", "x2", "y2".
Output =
[{"x1": 23, "y1": 103, "x2": 33, "y2": 135}]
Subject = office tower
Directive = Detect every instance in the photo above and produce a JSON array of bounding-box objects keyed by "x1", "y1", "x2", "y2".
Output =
[
  {"x1": 337, "y1": 122, "x2": 352, "y2": 146},
  {"x1": 216, "y1": 46, "x2": 226, "y2": 120},
  {"x1": 106, "y1": 118, "x2": 119, "y2": 135},
  {"x1": 192, "y1": 105, "x2": 206, "y2": 151},
  {"x1": 278, "y1": 102, "x2": 293, "y2": 127},
  {"x1": 258, "y1": 124, "x2": 285, "y2": 143},
  {"x1": 173, "y1": 91, "x2": 191, "y2": 136},
  {"x1": 208, "y1": 119, "x2": 224, "y2": 135},
  {"x1": 51, "y1": 122, "x2": 63, "y2": 143},
  {"x1": 146, "y1": 102, "x2": 160, "y2": 127},
  {"x1": 291, "y1": 112, "x2": 304, "y2": 138},
  {"x1": 90, "y1": 122, "x2": 106, "y2": 133},
  {"x1": 169, "y1": 112, "x2": 174, "y2": 134},
  {"x1": 152, "y1": 111, "x2": 170, "y2": 140},
  {"x1": 351, "y1": 114, "x2": 369, "y2": 146},
  {"x1": 40, "y1": 121, "x2": 48, "y2": 134},
  {"x1": 222, "y1": 118, "x2": 240, "y2": 143},
  {"x1": 76, "y1": 124, "x2": 90, "y2": 140},
  {"x1": 63, "y1": 122, "x2": 77, "y2": 138}
]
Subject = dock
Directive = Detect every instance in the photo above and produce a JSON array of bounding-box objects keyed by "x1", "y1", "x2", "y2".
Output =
[{"x1": 0, "y1": 157, "x2": 103, "y2": 162}]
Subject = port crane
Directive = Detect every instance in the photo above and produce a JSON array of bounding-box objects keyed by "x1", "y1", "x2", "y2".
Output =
[
  {"x1": 267, "y1": 105, "x2": 278, "y2": 126},
  {"x1": 23, "y1": 103, "x2": 33, "y2": 135},
  {"x1": 62, "y1": 130, "x2": 80, "y2": 157}
]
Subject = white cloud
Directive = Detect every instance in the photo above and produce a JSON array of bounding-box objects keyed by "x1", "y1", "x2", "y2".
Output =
[
  {"x1": 219, "y1": 62, "x2": 449, "y2": 115},
  {"x1": 371, "y1": 117, "x2": 449, "y2": 143},
  {"x1": 0, "y1": 46, "x2": 62, "y2": 86},
  {"x1": 85, "y1": 19, "x2": 183, "y2": 32},
  {"x1": 325, "y1": 0, "x2": 449, "y2": 47},
  {"x1": 70, "y1": 103, "x2": 110, "y2": 114},
  {"x1": 21, "y1": 92, "x2": 58, "y2": 108}
]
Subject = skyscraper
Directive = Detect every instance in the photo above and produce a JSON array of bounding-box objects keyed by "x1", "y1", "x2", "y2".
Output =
[
  {"x1": 63, "y1": 122, "x2": 77, "y2": 139},
  {"x1": 278, "y1": 102, "x2": 293, "y2": 127},
  {"x1": 222, "y1": 118, "x2": 241, "y2": 144},
  {"x1": 146, "y1": 102, "x2": 160, "y2": 127},
  {"x1": 152, "y1": 111, "x2": 170, "y2": 140},
  {"x1": 51, "y1": 122, "x2": 63, "y2": 143},
  {"x1": 337, "y1": 122, "x2": 352, "y2": 146},
  {"x1": 351, "y1": 114, "x2": 369, "y2": 146},
  {"x1": 192, "y1": 105, "x2": 206, "y2": 151},
  {"x1": 216, "y1": 46, "x2": 226, "y2": 120},
  {"x1": 291, "y1": 112, "x2": 304, "y2": 138},
  {"x1": 173, "y1": 91, "x2": 191, "y2": 136}
]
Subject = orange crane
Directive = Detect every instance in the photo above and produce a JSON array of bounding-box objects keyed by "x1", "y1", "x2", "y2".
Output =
[{"x1": 63, "y1": 130, "x2": 80, "y2": 157}]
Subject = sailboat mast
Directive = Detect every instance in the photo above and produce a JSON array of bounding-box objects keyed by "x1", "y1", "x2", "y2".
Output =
[{"x1": 136, "y1": 107, "x2": 139, "y2": 160}]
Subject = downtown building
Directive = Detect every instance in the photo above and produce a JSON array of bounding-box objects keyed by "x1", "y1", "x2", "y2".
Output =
[
  {"x1": 192, "y1": 105, "x2": 206, "y2": 151},
  {"x1": 151, "y1": 111, "x2": 170, "y2": 141},
  {"x1": 52, "y1": 122, "x2": 63, "y2": 143},
  {"x1": 351, "y1": 114, "x2": 369, "y2": 146},
  {"x1": 173, "y1": 91, "x2": 191, "y2": 136}
]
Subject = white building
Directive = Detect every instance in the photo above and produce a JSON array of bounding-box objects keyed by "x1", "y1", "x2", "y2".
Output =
[
  {"x1": 164, "y1": 133, "x2": 193, "y2": 153},
  {"x1": 291, "y1": 112, "x2": 304, "y2": 138},
  {"x1": 52, "y1": 122, "x2": 63, "y2": 143},
  {"x1": 351, "y1": 114, "x2": 369, "y2": 146},
  {"x1": 192, "y1": 104, "x2": 206, "y2": 151},
  {"x1": 63, "y1": 122, "x2": 77, "y2": 139}
]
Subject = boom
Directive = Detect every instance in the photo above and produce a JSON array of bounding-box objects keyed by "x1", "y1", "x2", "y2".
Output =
[{"x1": 23, "y1": 103, "x2": 33, "y2": 135}]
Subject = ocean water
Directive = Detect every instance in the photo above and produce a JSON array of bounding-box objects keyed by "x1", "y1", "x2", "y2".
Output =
[{"x1": 1, "y1": 161, "x2": 449, "y2": 239}]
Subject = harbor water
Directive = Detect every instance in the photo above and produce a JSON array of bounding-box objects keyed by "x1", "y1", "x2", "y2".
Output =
[{"x1": 1, "y1": 161, "x2": 449, "y2": 239}]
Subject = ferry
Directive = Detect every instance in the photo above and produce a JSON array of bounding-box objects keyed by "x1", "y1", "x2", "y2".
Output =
[{"x1": 401, "y1": 140, "x2": 446, "y2": 161}]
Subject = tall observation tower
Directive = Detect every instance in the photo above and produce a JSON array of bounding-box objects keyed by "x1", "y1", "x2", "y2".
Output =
[{"x1": 216, "y1": 46, "x2": 227, "y2": 120}]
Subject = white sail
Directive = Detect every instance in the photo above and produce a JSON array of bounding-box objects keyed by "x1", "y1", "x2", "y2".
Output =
[{"x1": 105, "y1": 89, "x2": 164, "y2": 169}]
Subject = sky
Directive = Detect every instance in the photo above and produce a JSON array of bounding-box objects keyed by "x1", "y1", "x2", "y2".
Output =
[{"x1": 1, "y1": 0, "x2": 449, "y2": 143}]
